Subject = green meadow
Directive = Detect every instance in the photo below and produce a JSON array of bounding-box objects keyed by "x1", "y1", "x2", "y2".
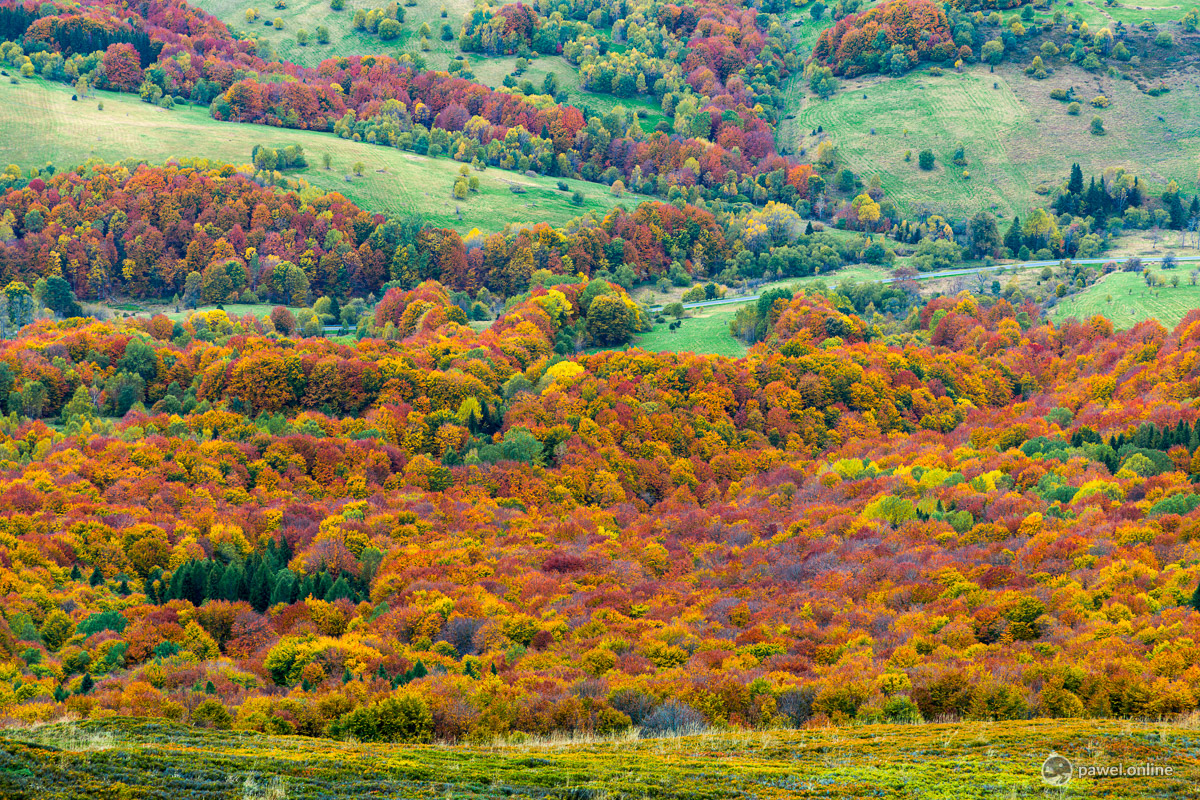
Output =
[{"x1": 0, "y1": 77, "x2": 645, "y2": 234}]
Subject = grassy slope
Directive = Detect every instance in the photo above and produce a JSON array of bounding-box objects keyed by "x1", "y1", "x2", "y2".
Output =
[
  {"x1": 0, "y1": 77, "x2": 646, "y2": 234},
  {"x1": 778, "y1": 62, "x2": 1200, "y2": 220},
  {"x1": 1053, "y1": 268, "x2": 1200, "y2": 329},
  {"x1": 2, "y1": 717, "x2": 1198, "y2": 799}
]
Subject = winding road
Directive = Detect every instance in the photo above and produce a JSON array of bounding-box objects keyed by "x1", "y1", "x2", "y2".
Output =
[{"x1": 657, "y1": 254, "x2": 1200, "y2": 312}]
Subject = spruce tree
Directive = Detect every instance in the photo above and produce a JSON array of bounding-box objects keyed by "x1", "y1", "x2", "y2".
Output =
[{"x1": 1067, "y1": 163, "x2": 1084, "y2": 195}]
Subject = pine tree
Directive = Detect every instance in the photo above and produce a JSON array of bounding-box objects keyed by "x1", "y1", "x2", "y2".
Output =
[
  {"x1": 277, "y1": 534, "x2": 293, "y2": 564},
  {"x1": 70, "y1": 564, "x2": 82, "y2": 581},
  {"x1": 219, "y1": 563, "x2": 244, "y2": 602},
  {"x1": 1191, "y1": 581, "x2": 1200, "y2": 612},
  {"x1": 325, "y1": 576, "x2": 354, "y2": 602},
  {"x1": 314, "y1": 571, "x2": 333, "y2": 600},
  {"x1": 249, "y1": 562, "x2": 273, "y2": 612},
  {"x1": 80, "y1": 674, "x2": 94, "y2": 694},
  {"x1": 205, "y1": 562, "x2": 225, "y2": 600},
  {"x1": 1003, "y1": 215, "x2": 1022, "y2": 255},
  {"x1": 89, "y1": 567, "x2": 103, "y2": 587}
]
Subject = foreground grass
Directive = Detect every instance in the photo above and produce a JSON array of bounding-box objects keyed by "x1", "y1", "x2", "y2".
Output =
[
  {"x1": 1053, "y1": 269, "x2": 1200, "y2": 329},
  {"x1": 1, "y1": 717, "x2": 1197, "y2": 798},
  {"x1": 0, "y1": 78, "x2": 645, "y2": 233},
  {"x1": 779, "y1": 62, "x2": 1200, "y2": 220}
]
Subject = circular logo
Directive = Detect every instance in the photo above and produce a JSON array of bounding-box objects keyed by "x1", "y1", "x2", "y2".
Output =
[{"x1": 1042, "y1": 753, "x2": 1072, "y2": 786}]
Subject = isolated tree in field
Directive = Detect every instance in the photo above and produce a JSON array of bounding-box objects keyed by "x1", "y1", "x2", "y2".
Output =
[
  {"x1": 380, "y1": 19, "x2": 402, "y2": 39},
  {"x1": 918, "y1": 150, "x2": 935, "y2": 170},
  {"x1": 981, "y1": 39, "x2": 1004, "y2": 65},
  {"x1": 1090, "y1": 116, "x2": 1105, "y2": 136},
  {"x1": 353, "y1": 161, "x2": 365, "y2": 176},
  {"x1": 103, "y1": 43, "x2": 143, "y2": 92},
  {"x1": 322, "y1": 153, "x2": 332, "y2": 169},
  {"x1": 331, "y1": 0, "x2": 344, "y2": 8},
  {"x1": 296, "y1": 29, "x2": 309, "y2": 45},
  {"x1": 316, "y1": 26, "x2": 330, "y2": 43}
]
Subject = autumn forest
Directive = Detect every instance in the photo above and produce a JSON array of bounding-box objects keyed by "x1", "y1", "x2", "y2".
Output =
[{"x1": 1, "y1": 0, "x2": 1200, "y2": 794}]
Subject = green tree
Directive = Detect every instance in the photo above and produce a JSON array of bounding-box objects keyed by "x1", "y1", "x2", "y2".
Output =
[
  {"x1": 62, "y1": 385, "x2": 96, "y2": 422},
  {"x1": 981, "y1": 39, "x2": 1004, "y2": 65},
  {"x1": 42, "y1": 276, "x2": 83, "y2": 317}
]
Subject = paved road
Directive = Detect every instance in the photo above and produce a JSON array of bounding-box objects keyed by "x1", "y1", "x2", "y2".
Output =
[{"x1": 653, "y1": 254, "x2": 1200, "y2": 312}]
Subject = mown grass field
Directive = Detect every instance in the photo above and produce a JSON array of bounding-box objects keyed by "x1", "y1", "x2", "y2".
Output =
[
  {"x1": 1053, "y1": 268, "x2": 1200, "y2": 329},
  {"x1": 1035, "y1": 0, "x2": 1187, "y2": 28},
  {"x1": 0, "y1": 78, "x2": 646, "y2": 233},
  {"x1": 778, "y1": 63, "x2": 1200, "y2": 220},
  {"x1": 635, "y1": 305, "x2": 748, "y2": 358},
  {"x1": 2, "y1": 717, "x2": 1198, "y2": 799},
  {"x1": 197, "y1": 0, "x2": 473, "y2": 68}
]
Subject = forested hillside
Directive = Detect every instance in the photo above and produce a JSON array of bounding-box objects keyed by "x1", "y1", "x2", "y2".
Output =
[{"x1": 0, "y1": 226, "x2": 1197, "y2": 740}]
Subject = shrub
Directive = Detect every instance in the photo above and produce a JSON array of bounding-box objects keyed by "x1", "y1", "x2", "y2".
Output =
[
  {"x1": 639, "y1": 700, "x2": 707, "y2": 737},
  {"x1": 777, "y1": 687, "x2": 817, "y2": 726},
  {"x1": 331, "y1": 693, "x2": 434, "y2": 742},
  {"x1": 191, "y1": 699, "x2": 233, "y2": 729},
  {"x1": 918, "y1": 149, "x2": 935, "y2": 170}
]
